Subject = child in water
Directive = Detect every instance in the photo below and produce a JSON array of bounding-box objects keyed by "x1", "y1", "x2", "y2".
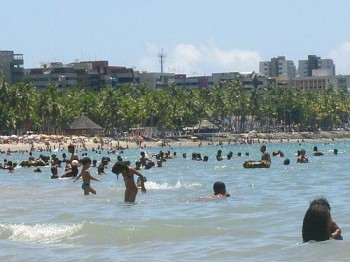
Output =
[{"x1": 74, "y1": 157, "x2": 100, "y2": 195}]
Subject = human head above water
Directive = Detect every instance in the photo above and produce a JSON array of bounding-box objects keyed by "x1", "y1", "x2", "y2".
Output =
[
  {"x1": 302, "y1": 200, "x2": 331, "y2": 242},
  {"x1": 213, "y1": 181, "x2": 227, "y2": 195},
  {"x1": 81, "y1": 157, "x2": 91, "y2": 166},
  {"x1": 310, "y1": 197, "x2": 331, "y2": 211}
]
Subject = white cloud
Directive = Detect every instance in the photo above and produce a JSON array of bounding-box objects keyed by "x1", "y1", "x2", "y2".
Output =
[
  {"x1": 329, "y1": 42, "x2": 350, "y2": 75},
  {"x1": 138, "y1": 42, "x2": 261, "y2": 76}
]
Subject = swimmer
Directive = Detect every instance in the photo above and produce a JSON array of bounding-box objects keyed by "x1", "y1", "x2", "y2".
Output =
[
  {"x1": 309, "y1": 198, "x2": 342, "y2": 240},
  {"x1": 312, "y1": 146, "x2": 324, "y2": 156},
  {"x1": 208, "y1": 181, "x2": 230, "y2": 198},
  {"x1": 297, "y1": 149, "x2": 308, "y2": 163},
  {"x1": 50, "y1": 166, "x2": 59, "y2": 179},
  {"x1": 260, "y1": 145, "x2": 271, "y2": 164},
  {"x1": 302, "y1": 198, "x2": 342, "y2": 242}
]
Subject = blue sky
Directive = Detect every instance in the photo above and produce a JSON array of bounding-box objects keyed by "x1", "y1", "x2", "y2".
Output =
[{"x1": 2, "y1": 0, "x2": 350, "y2": 76}]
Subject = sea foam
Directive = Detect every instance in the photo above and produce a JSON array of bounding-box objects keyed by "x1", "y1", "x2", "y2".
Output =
[{"x1": 0, "y1": 222, "x2": 82, "y2": 244}]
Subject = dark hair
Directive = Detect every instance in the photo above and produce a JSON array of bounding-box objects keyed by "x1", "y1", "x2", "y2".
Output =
[
  {"x1": 302, "y1": 204, "x2": 331, "y2": 242},
  {"x1": 81, "y1": 157, "x2": 91, "y2": 165},
  {"x1": 213, "y1": 181, "x2": 226, "y2": 195},
  {"x1": 112, "y1": 161, "x2": 129, "y2": 175},
  {"x1": 51, "y1": 166, "x2": 58, "y2": 175},
  {"x1": 310, "y1": 198, "x2": 331, "y2": 211}
]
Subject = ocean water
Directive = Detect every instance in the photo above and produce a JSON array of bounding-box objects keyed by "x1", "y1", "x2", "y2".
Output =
[{"x1": 1, "y1": 140, "x2": 350, "y2": 261}]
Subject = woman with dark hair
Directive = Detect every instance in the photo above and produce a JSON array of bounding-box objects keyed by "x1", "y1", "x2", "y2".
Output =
[
  {"x1": 309, "y1": 198, "x2": 342, "y2": 240},
  {"x1": 302, "y1": 198, "x2": 343, "y2": 242},
  {"x1": 302, "y1": 204, "x2": 331, "y2": 242},
  {"x1": 112, "y1": 161, "x2": 146, "y2": 203}
]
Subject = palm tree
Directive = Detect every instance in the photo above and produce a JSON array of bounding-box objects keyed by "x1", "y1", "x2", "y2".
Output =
[{"x1": 36, "y1": 83, "x2": 65, "y2": 134}]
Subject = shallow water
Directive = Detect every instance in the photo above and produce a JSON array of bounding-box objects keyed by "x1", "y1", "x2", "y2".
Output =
[{"x1": 0, "y1": 141, "x2": 350, "y2": 261}]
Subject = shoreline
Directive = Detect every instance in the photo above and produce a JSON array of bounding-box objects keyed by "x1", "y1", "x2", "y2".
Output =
[{"x1": 0, "y1": 131, "x2": 349, "y2": 152}]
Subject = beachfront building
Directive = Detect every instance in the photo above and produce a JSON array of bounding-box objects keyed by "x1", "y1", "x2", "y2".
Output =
[
  {"x1": 297, "y1": 55, "x2": 335, "y2": 77},
  {"x1": 287, "y1": 75, "x2": 350, "y2": 92},
  {"x1": 138, "y1": 72, "x2": 176, "y2": 89},
  {"x1": 174, "y1": 74, "x2": 213, "y2": 89},
  {"x1": 0, "y1": 50, "x2": 24, "y2": 84},
  {"x1": 24, "y1": 60, "x2": 137, "y2": 91},
  {"x1": 24, "y1": 62, "x2": 78, "y2": 91},
  {"x1": 69, "y1": 61, "x2": 136, "y2": 89},
  {"x1": 259, "y1": 56, "x2": 296, "y2": 79},
  {"x1": 212, "y1": 72, "x2": 267, "y2": 90}
]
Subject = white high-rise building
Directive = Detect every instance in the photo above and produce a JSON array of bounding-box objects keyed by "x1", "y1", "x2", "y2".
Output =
[
  {"x1": 259, "y1": 56, "x2": 296, "y2": 79},
  {"x1": 297, "y1": 55, "x2": 335, "y2": 77}
]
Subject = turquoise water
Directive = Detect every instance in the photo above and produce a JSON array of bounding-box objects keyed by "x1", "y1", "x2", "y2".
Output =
[{"x1": 0, "y1": 141, "x2": 350, "y2": 261}]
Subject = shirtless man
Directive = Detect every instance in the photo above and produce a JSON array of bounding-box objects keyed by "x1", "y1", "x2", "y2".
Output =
[{"x1": 260, "y1": 145, "x2": 271, "y2": 164}]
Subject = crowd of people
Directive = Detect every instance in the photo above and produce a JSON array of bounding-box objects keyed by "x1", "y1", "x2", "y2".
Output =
[{"x1": 0, "y1": 141, "x2": 343, "y2": 243}]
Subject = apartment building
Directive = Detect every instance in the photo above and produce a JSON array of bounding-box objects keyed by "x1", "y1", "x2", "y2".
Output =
[
  {"x1": 0, "y1": 50, "x2": 24, "y2": 84},
  {"x1": 259, "y1": 56, "x2": 296, "y2": 79},
  {"x1": 298, "y1": 55, "x2": 335, "y2": 77},
  {"x1": 24, "y1": 61, "x2": 136, "y2": 90},
  {"x1": 24, "y1": 62, "x2": 77, "y2": 91}
]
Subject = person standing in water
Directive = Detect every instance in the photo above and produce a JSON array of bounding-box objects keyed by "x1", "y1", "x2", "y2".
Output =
[
  {"x1": 112, "y1": 161, "x2": 146, "y2": 203},
  {"x1": 74, "y1": 157, "x2": 100, "y2": 195}
]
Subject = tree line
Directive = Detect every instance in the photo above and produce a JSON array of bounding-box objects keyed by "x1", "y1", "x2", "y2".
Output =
[{"x1": 1, "y1": 74, "x2": 349, "y2": 136}]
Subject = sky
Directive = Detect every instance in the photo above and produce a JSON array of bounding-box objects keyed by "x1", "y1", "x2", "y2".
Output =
[{"x1": 1, "y1": 0, "x2": 350, "y2": 76}]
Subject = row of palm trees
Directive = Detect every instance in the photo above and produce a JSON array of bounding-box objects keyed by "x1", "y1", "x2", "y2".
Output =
[{"x1": 1, "y1": 74, "x2": 350, "y2": 136}]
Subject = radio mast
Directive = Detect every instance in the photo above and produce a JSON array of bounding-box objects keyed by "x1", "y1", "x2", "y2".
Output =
[{"x1": 158, "y1": 49, "x2": 166, "y2": 73}]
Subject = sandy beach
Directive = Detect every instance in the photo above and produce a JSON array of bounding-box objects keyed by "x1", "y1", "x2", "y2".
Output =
[{"x1": 1, "y1": 131, "x2": 349, "y2": 152}]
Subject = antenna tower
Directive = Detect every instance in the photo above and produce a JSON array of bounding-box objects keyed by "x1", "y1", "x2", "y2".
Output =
[{"x1": 158, "y1": 49, "x2": 166, "y2": 73}]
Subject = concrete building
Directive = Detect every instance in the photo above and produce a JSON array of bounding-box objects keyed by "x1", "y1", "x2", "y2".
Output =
[
  {"x1": 24, "y1": 60, "x2": 137, "y2": 90},
  {"x1": 212, "y1": 71, "x2": 267, "y2": 90},
  {"x1": 175, "y1": 74, "x2": 213, "y2": 89},
  {"x1": 298, "y1": 55, "x2": 335, "y2": 77},
  {"x1": 283, "y1": 75, "x2": 350, "y2": 92},
  {"x1": 24, "y1": 62, "x2": 77, "y2": 91},
  {"x1": 138, "y1": 72, "x2": 176, "y2": 89},
  {"x1": 259, "y1": 56, "x2": 296, "y2": 79},
  {"x1": 0, "y1": 50, "x2": 24, "y2": 84}
]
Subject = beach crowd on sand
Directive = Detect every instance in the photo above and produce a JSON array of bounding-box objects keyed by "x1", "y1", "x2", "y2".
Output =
[{"x1": 0, "y1": 130, "x2": 346, "y2": 243}]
